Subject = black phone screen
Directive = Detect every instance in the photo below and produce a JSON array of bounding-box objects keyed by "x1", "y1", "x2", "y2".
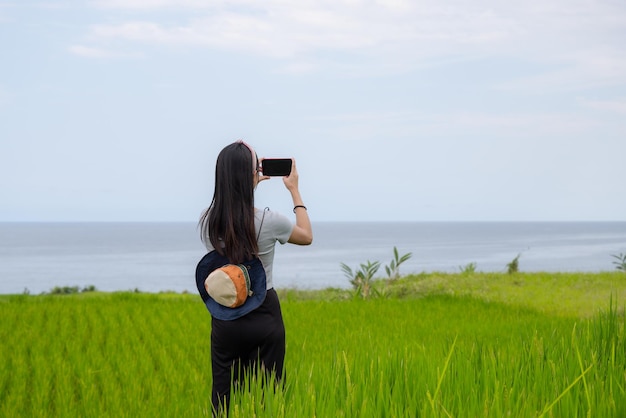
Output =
[{"x1": 262, "y1": 159, "x2": 292, "y2": 176}]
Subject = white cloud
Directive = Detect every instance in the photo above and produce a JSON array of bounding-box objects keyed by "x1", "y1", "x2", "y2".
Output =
[
  {"x1": 34, "y1": 2, "x2": 75, "y2": 9},
  {"x1": 496, "y1": 47, "x2": 626, "y2": 92},
  {"x1": 69, "y1": 44, "x2": 113, "y2": 58},
  {"x1": 446, "y1": 111, "x2": 598, "y2": 136},
  {"x1": 306, "y1": 108, "x2": 599, "y2": 142},
  {"x1": 79, "y1": 0, "x2": 626, "y2": 85},
  {"x1": 582, "y1": 98, "x2": 626, "y2": 115},
  {"x1": 93, "y1": 0, "x2": 220, "y2": 9},
  {"x1": 87, "y1": 3, "x2": 519, "y2": 56},
  {"x1": 68, "y1": 44, "x2": 142, "y2": 59}
]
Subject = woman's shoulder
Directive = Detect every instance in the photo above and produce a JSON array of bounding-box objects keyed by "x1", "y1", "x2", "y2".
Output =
[
  {"x1": 257, "y1": 207, "x2": 286, "y2": 220},
  {"x1": 257, "y1": 208, "x2": 293, "y2": 243},
  {"x1": 257, "y1": 207, "x2": 292, "y2": 228}
]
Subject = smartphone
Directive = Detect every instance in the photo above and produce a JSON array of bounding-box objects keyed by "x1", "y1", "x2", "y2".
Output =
[{"x1": 261, "y1": 158, "x2": 292, "y2": 176}]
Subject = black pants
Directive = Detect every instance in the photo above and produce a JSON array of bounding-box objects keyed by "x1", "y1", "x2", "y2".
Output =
[{"x1": 210, "y1": 288, "x2": 285, "y2": 415}]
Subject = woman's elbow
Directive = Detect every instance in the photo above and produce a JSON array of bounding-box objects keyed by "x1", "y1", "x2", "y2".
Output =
[{"x1": 288, "y1": 230, "x2": 313, "y2": 245}]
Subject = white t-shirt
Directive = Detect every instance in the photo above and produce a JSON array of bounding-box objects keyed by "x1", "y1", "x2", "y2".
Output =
[{"x1": 204, "y1": 208, "x2": 293, "y2": 289}]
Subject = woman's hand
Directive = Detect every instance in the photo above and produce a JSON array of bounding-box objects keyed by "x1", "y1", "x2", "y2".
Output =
[
  {"x1": 284, "y1": 159, "x2": 312, "y2": 245},
  {"x1": 256, "y1": 158, "x2": 271, "y2": 184},
  {"x1": 283, "y1": 159, "x2": 299, "y2": 192}
]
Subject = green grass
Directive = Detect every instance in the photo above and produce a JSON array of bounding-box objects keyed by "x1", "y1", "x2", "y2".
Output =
[
  {"x1": 1, "y1": 272, "x2": 625, "y2": 417},
  {"x1": 280, "y1": 271, "x2": 626, "y2": 317}
]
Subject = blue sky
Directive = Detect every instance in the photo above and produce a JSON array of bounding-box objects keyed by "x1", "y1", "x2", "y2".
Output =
[{"x1": 1, "y1": 0, "x2": 625, "y2": 222}]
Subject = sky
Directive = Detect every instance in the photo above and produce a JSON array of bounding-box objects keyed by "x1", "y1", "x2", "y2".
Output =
[{"x1": 1, "y1": 0, "x2": 625, "y2": 222}]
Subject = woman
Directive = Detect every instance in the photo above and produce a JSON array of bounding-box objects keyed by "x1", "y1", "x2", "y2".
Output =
[{"x1": 198, "y1": 140, "x2": 313, "y2": 415}]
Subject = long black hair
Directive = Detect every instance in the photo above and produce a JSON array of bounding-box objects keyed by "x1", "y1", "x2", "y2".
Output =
[{"x1": 199, "y1": 141, "x2": 258, "y2": 264}]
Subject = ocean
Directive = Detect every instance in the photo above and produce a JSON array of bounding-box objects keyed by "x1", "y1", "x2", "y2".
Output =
[{"x1": 1, "y1": 222, "x2": 625, "y2": 295}]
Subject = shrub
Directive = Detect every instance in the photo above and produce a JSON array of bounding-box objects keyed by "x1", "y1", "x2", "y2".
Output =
[
  {"x1": 384, "y1": 247, "x2": 412, "y2": 280},
  {"x1": 611, "y1": 253, "x2": 626, "y2": 272},
  {"x1": 49, "y1": 285, "x2": 97, "y2": 295},
  {"x1": 50, "y1": 286, "x2": 80, "y2": 295},
  {"x1": 507, "y1": 254, "x2": 521, "y2": 274},
  {"x1": 340, "y1": 260, "x2": 380, "y2": 299},
  {"x1": 459, "y1": 262, "x2": 477, "y2": 275}
]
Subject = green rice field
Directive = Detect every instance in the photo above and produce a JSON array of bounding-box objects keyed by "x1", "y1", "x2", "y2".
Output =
[{"x1": 1, "y1": 272, "x2": 625, "y2": 417}]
